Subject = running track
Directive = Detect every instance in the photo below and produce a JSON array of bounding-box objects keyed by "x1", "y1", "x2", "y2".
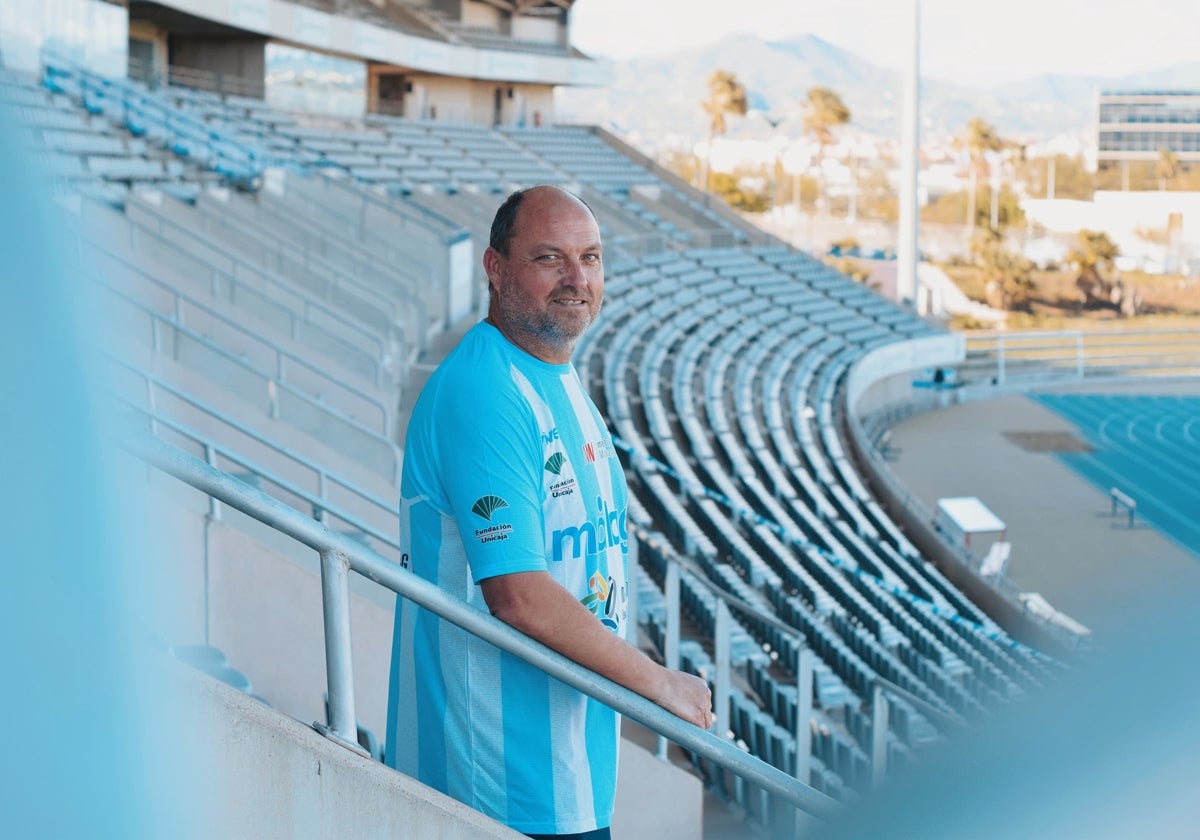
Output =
[{"x1": 1034, "y1": 395, "x2": 1200, "y2": 559}]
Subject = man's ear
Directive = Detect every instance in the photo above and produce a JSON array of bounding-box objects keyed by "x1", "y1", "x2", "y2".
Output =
[{"x1": 482, "y1": 247, "x2": 503, "y2": 291}]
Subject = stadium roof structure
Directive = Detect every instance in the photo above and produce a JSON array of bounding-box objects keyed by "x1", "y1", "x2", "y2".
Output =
[{"x1": 477, "y1": 0, "x2": 576, "y2": 10}]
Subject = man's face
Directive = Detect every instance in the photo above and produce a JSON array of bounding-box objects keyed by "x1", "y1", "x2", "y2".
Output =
[{"x1": 485, "y1": 188, "x2": 604, "y2": 364}]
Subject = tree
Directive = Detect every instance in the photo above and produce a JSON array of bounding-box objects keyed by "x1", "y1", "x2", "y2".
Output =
[
  {"x1": 699, "y1": 70, "x2": 748, "y2": 193},
  {"x1": 802, "y1": 86, "x2": 850, "y2": 214},
  {"x1": 1016, "y1": 154, "x2": 1093, "y2": 201},
  {"x1": 1066, "y1": 229, "x2": 1121, "y2": 308},
  {"x1": 972, "y1": 228, "x2": 1036, "y2": 311},
  {"x1": 956, "y1": 117, "x2": 1004, "y2": 237},
  {"x1": 921, "y1": 186, "x2": 1024, "y2": 230},
  {"x1": 1156, "y1": 147, "x2": 1180, "y2": 191},
  {"x1": 708, "y1": 170, "x2": 771, "y2": 213}
]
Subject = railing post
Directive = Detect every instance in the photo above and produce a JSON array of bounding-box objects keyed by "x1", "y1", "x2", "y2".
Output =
[
  {"x1": 626, "y1": 536, "x2": 640, "y2": 650},
  {"x1": 714, "y1": 598, "x2": 732, "y2": 796},
  {"x1": 204, "y1": 445, "x2": 222, "y2": 521},
  {"x1": 996, "y1": 335, "x2": 1006, "y2": 386},
  {"x1": 871, "y1": 682, "x2": 889, "y2": 789},
  {"x1": 658, "y1": 557, "x2": 681, "y2": 761},
  {"x1": 791, "y1": 646, "x2": 816, "y2": 838},
  {"x1": 794, "y1": 647, "x2": 814, "y2": 787},
  {"x1": 317, "y1": 549, "x2": 367, "y2": 756},
  {"x1": 1075, "y1": 332, "x2": 1085, "y2": 379}
]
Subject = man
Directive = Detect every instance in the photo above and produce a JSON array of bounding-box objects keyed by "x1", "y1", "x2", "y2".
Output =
[{"x1": 386, "y1": 186, "x2": 712, "y2": 839}]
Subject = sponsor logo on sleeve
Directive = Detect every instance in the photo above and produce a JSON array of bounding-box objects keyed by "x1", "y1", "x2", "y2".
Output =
[{"x1": 470, "y1": 494, "x2": 513, "y2": 544}]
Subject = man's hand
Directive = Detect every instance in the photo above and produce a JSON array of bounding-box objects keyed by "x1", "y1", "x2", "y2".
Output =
[
  {"x1": 653, "y1": 669, "x2": 713, "y2": 730},
  {"x1": 482, "y1": 570, "x2": 715, "y2": 729}
]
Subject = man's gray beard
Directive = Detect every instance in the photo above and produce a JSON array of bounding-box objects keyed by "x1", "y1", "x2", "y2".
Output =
[{"x1": 494, "y1": 283, "x2": 599, "y2": 349}]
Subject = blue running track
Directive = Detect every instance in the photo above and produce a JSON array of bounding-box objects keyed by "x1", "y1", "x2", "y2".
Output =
[{"x1": 1034, "y1": 394, "x2": 1200, "y2": 559}]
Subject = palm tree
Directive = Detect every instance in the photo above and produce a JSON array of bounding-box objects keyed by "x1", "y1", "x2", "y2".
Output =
[
  {"x1": 1156, "y1": 147, "x2": 1180, "y2": 191},
  {"x1": 801, "y1": 86, "x2": 850, "y2": 215},
  {"x1": 957, "y1": 117, "x2": 1004, "y2": 237},
  {"x1": 699, "y1": 70, "x2": 748, "y2": 194}
]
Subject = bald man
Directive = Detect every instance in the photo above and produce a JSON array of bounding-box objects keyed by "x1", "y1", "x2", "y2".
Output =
[{"x1": 386, "y1": 186, "x2": 711, "y2": 839}]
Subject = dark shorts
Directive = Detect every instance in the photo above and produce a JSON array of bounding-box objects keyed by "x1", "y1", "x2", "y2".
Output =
[{"x1": 525, "y1": 828, "x2": 611, "y2": 840}]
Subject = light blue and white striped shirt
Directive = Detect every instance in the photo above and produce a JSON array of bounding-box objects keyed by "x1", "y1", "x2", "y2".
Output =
[{"x1": 386, "y1": 321, "x2": 629, "y2": 835}]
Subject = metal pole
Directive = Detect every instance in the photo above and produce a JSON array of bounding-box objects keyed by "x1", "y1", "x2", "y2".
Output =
[
  {"x1": 714, "y1": 598, "x2": 732, "y2": 793},
  {"x1": 793, "y1": 647, "x2": 816, "y2": 839},
  {"x1": 795, "y1": 647, "x2": 814, "y2": 787},
  {"x1": 895, "y1": 0, "x2": 921, "y2": 308},
  {"x1": 626, "y1": 537, "x2": 641, "y2": 651},
  {"x1": 318, "y1": 549, "x2": 366, "y2": 755},
  {"x1": 997, "y1": 336, "x2": 1007, "y2": 386},
  {"x1": 658, "y1": 557, "x2": 681, "y2": 761},
  {"x1": 871, "y1": 683, "x2": 889, "y2": 789}
]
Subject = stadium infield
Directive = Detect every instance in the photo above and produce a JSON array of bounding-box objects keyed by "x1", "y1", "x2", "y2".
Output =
[{"x1": 882, "y1": 379, "x2": 1200, "y2": 640}]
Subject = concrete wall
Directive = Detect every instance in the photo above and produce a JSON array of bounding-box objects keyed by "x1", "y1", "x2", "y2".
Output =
[
  {"x1": 1024, "y1": 191, "x2": 1200, "y2": 268},
  {"x1": 613, "y1": 735, "x2": 704, "y2": 839},
  {"x1": 177, "y1": 663, "x2": 524, "y2": 839}
]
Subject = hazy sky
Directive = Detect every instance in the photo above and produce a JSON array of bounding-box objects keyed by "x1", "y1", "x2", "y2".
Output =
[{"x1": 570, "y1": 0, "x2": 1200, "y2": 85}]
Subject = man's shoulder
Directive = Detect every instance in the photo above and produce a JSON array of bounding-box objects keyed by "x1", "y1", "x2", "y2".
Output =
[
  {"x1": 422, "y1": 324, "x2": 507, "y2": 392},
  {"x1": 411, "y1": 325, "x2": 533, "y2": 432}
]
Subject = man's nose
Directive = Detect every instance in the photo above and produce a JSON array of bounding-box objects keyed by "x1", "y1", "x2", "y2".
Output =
[{"x1": 561, "y1": 258, "x2": 589, "y2": 287}]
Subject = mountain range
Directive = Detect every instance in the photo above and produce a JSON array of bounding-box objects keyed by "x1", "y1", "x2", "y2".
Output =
[{"x1": 557, "y1": 33, "x2": 1200, "y2": 150}]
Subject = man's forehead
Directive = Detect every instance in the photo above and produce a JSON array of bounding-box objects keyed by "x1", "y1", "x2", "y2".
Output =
[{"x1": 512, "y1": 195, "x2": 599, "y2": 244}]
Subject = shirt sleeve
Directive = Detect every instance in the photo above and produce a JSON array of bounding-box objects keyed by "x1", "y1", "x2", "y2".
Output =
[{"x1": 431, "y1": 370, "x2": 549, "y2": 584}]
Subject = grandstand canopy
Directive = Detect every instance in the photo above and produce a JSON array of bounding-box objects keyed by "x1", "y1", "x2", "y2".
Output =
[{"x1": 479, "y1": 0, "x2": 574, "y2": 9}]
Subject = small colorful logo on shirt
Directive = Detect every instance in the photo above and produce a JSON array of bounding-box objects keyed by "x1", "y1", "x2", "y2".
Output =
[
  {"x1": 582, "y1": 437, "x2": 616, "y2": 463},
  {"x1": 580, "y1": 570, "x2": 625, "y2": 633},
  {"x1": 471, "y1": 495, "x2": 509, "y2": 521},
  {"x1": 544, "y1": 452, "x2": 567, "y2": 475}
]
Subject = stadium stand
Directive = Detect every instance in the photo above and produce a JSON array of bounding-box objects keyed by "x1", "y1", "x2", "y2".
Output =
[{"x1": 3, "y1": 7, "x2": 1083, "y2": 832}]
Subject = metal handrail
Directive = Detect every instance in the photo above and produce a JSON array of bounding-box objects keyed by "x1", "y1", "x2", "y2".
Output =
[
  {"x1": 962, "y1": 328, "x2": 1200, "y2": 384},
  {"x1": 126, "y1": 431, "x2": 839, "y2": 821},
  {"x1": 119, "y1": 401, "x2": 400, "y2": 556},
  {"x1": 76, "y1": 204, "x2": 393, "y2": 369},
  {"x1": 86, "y1": 269, "x2": 394, "y2": 437},
  {"x1": 108, "y1": 355, "x2": 402, "y2": 504},
  {"x1": 122, "y1": 196, "x2": 414, "y2": 333},
  {"x1": 150, "y1": 190, "x2": 432, "y2": 328},
  {"x1": 197, "y1": 189, "x2": 430, "y2": 298}
]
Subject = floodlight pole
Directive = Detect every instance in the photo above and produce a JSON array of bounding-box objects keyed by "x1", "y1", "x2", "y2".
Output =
[{"x1": 896, "y1": 0, "x2": 921, "y2": 310}]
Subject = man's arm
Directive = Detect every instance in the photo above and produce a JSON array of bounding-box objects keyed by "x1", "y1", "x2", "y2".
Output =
[{"x1": 481, "y1": 571, "x2": 714, "y2": 729}]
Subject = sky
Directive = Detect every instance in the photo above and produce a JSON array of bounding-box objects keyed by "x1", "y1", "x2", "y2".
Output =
[{"x1": 570, "y1": 0, "x2": 1200, "y2": 86}]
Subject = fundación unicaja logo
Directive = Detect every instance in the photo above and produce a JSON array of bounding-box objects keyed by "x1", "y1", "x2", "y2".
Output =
[
  {"x1": 544, "y1": 452, "x2": 577, "y2": 498},
  {"x1": 471, "y1": 495, "x2": 509, "y2": 520},
  {"x1": 471, "y1": 495, "x2": 513, "y2": 544}
]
